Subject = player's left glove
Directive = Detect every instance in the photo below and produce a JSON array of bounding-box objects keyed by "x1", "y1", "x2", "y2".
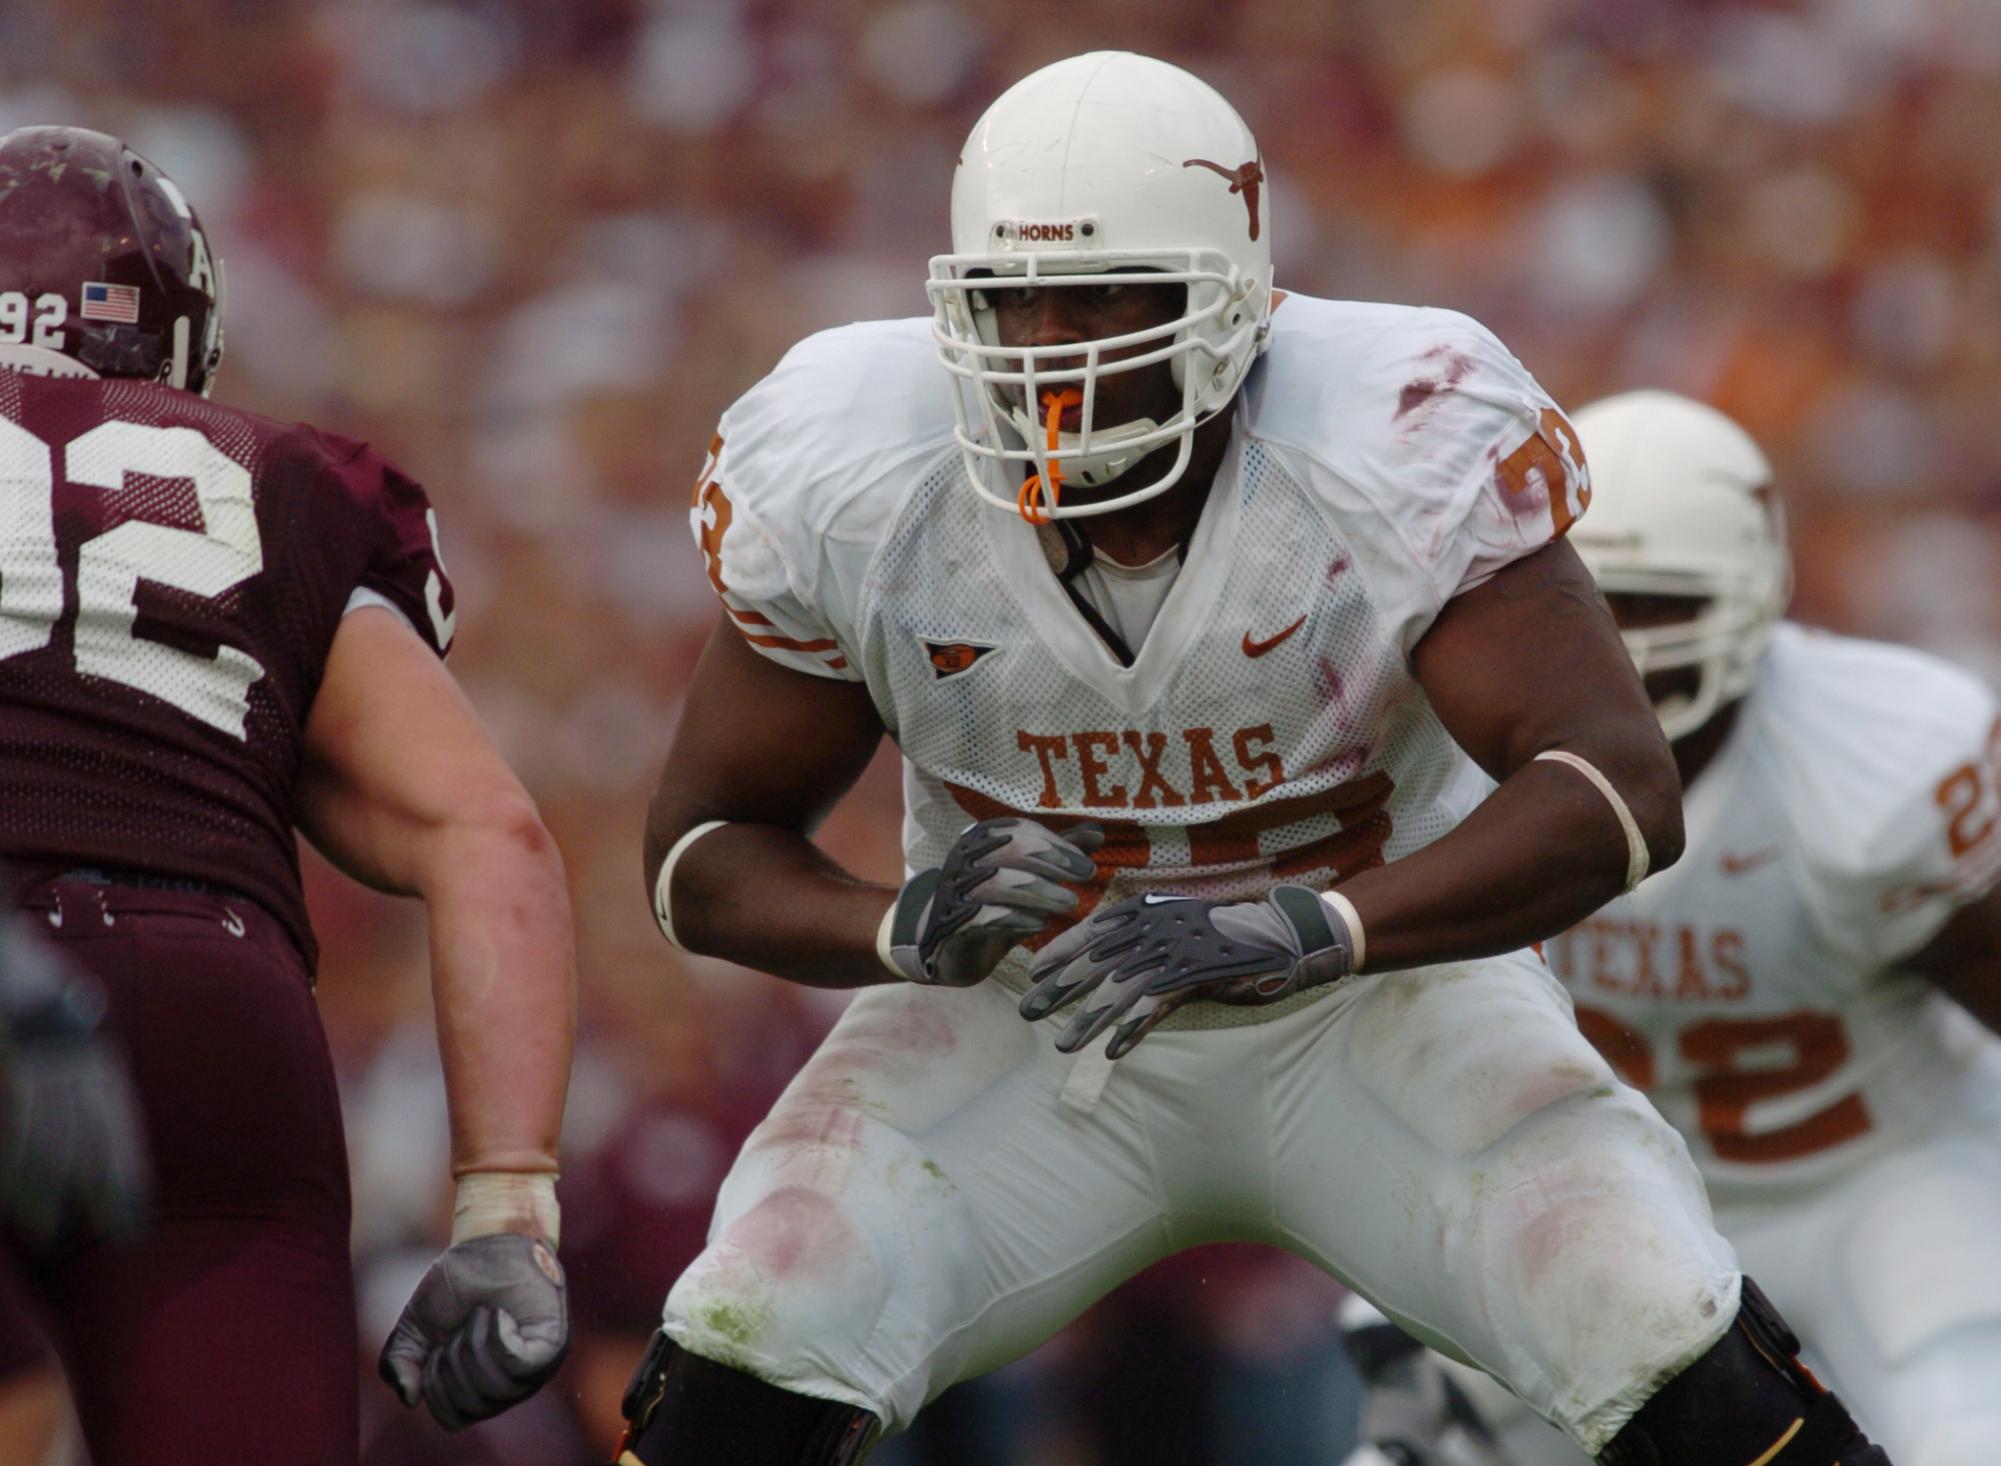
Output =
[
  {"x1": 379, "y1": 1174, "x2": 569, "y2": 1431},
  {"x1": 1021, "y1": 886, "x2": 1357, "y2": 1059},
  {"x1": 0, "y1": 919, "x2": 150, "y2": 1249}
]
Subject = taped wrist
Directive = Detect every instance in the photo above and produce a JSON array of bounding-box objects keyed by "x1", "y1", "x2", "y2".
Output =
[
  {"x1": 1320, "y1": 889, "x2": 1366, "y2": 973},
  {"x1": 880, "y1": 874, "x2": 936, "y2": 981},
  {"x1": 452, "y1": 1170, "x2": 560, "y2": 1249},
  {"x1": 1267, "y1": 884, "x2": 1358, "y2": 991}
]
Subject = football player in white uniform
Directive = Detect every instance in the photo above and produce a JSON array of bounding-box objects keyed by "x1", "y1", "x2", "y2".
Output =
[
  {"x1": 619, "y1": 54, "x2": 1892, "y2": 1466},
  {"x1": 1423, "y1": 390, "x2": 2001, "y2": 1466}
]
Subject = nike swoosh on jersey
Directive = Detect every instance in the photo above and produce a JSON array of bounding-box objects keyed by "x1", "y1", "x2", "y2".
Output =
[
  {"x1": 1719, "y1": 847, "x2": 1783, "y2": 876},
  {"x1": 1242, "y1": 614, "x2": 1307, "y2": 658}
]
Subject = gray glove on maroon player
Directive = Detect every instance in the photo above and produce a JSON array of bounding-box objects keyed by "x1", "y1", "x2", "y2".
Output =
[
  {"x1": 379, "y1": 1231, "x2": 569, "y2": 1431},
  {"x1": 1022, "y1": 886, "x2": 1357, "y2": 1058},
  {"x1": 0, "y1": 919, "x2": 149, "y2": 1248},
  {"x1": 885, "y1": 817, "x2": 1102, "y2": 986}
]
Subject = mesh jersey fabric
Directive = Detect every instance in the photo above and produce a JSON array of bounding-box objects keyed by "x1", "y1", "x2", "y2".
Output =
[
  {"x1": 0, "y1": 369, "x2": 455, "y2": 967},
  {"x1": 871, "y1": 434, "x2": 1484, "y2": 1029},
  {"x1": 1548, "y1": 623, "x2": 2001, "y2": 1193},
  {"x1": 691, "y1": 297, "x2": 1588, "y2": 1030}
]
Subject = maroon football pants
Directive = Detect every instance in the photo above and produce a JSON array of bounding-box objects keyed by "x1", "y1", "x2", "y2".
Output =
[{"x1": 12, "y1": 877, "x2": 357, "y2": 1466}]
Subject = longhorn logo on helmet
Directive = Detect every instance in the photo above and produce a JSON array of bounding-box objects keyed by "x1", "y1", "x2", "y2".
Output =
[{"x1": 1181, "y1": 157, "x2": 1264, "y2": 240}]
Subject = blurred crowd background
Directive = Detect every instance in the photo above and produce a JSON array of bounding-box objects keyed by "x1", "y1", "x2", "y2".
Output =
[{"x1": 6, "y1": 0, "x2": 2001, "y2": 1459}]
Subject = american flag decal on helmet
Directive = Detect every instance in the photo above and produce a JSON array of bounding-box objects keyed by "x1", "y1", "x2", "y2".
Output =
[
  {"x1": 80, "y1": 282, "x2": 140, "y2": 323},
  {"x1": 921, "y1": 638, "x2": 999, "y2": 680}
]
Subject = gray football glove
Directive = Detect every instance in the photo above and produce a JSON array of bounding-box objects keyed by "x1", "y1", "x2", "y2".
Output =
[
  {"x1": 1022, "y1": 886, "x2": 1356, "y2": 1058},
  {"x1": 0, "y1": 919, "x2": 149, "y2": 1249},
  {"x1": 379, "y1": 1233, "x2": 569, "y2": 1431},
  {"x1": 885, "y1": 817, "x2": 1102, "y2": 986}
]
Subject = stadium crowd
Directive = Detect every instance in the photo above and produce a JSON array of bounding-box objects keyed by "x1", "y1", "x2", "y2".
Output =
[{"x1": 4, "y1": 0, "x2": 2000, "y2": 1459}]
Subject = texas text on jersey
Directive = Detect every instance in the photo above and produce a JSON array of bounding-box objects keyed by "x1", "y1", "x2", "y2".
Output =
[
  {"x1": 692, "y1": 297, "x2": 1587, "y2": 1009},
  {"x1": 628, "y1": 52, "x2": 1892, "y2": 1466},
  {"x1": 1550, "y1": 624, "x2": 2001, "y2": 1191}
]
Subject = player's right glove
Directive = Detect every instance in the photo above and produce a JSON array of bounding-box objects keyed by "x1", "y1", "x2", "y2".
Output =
[
  {"x1": 0, "y1": 918, "x2": 150, "y2": 1249},
  {"x1": 1022, "y1": 886, "x2": 1358, "y2": 1057},
  {"x1": 884, "y1": 817, "x2": 1102, "y2": 986},
  {"x1": 379, "y1": 1175, "x2": 569, "y2": 1431}
]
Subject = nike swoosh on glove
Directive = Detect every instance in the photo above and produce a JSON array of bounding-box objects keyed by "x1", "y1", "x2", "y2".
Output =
[
  {"x1": 379, "y1": 1233, "x2": 569, "y2": 1431},
  {"x1": 1021, "y1": 886, "x2": 1356, "y2": 1058},
  {"x1": 886, "y1": 817, "x2": 1102, "y2": 986}
]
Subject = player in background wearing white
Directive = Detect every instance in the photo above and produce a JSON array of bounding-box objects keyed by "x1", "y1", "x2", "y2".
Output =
[
  {"x1": 622, "y1": 54, "x2": 1892, "y2": 1466},
  {"x1": 1382, "y1": 391, "x2": 2001, "y2": 1466}
]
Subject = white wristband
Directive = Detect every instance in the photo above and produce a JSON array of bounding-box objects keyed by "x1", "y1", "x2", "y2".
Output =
[
  {"x1": 653, "y1": 820, "x2": 729, "y2": 948},
  {"x1": 876, "y1": 900, "x2": 903, "y2": 978},
  {"x1": 1321, "y1": 889, "x2": 1366, "y2": 973},
  {"x1": 1534, "y1": 750, "x2": 1651, "y2": 891},
  {"x1": 452, "y1": 1171, "x2": 561, "y2": 1248}
]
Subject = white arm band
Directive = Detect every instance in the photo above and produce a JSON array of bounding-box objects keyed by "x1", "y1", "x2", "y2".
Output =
[
  {"x1": 652, "y1": 820, "x2": 729, "y2": 948},
  {"x1": 452, "y1": 1171, "x2": 561, "y2": 1247},
  {"x1": 1534, "y1": 750, "x2": 1651, "y2": 891},
  {"x1": 1321, "y1": 889, "x2": 1366, "y2": 973}
]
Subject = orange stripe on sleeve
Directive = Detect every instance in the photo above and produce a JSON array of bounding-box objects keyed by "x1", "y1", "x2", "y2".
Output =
[{"x1": 739, "y1": 630, "x2": 841, "y2": 654}]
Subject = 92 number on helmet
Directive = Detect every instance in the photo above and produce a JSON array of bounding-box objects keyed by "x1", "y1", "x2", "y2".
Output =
[{"x1": 0, "y1": 293, "x2": 67, "y2": 351}]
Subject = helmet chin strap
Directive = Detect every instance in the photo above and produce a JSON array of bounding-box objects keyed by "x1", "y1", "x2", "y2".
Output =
[
  {"x1": 169, "y1": 316, "x2": 190, "y2": 391},
  {"x1": 0, "y1": 345, "x2": 98, "y2": 379}
]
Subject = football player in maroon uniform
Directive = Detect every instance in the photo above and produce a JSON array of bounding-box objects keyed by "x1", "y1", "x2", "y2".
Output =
[{"x1": 0, "y1": 126, "x2": 576, "y2": 1464}]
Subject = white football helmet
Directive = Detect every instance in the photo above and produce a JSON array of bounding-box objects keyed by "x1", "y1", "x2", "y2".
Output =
[
  {"x1": 926, "y1": 51, "x2": 1274, "y2": 520},
  {"x1": 1570, "y1": 390, "x2": 1793, "y2": 741}
]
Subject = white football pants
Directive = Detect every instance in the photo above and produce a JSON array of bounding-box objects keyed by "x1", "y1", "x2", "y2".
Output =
[
  {"x1": 1447, "y1": 1056, "x2": 2001, "y2": 1466},
  {"x1": 660, "y1": 951, "x2": 1738, "y2": 1453}
]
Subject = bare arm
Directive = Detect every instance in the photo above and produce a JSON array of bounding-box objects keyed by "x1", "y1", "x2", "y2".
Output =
[
  {"x1": 1333, "y1": 538, "x2": 1684, "y2": 971},
  {"x1": 295, "y1": 607, "x2": 573, "y2": 1183},
  {"x1": 644, "y1": 614, "x2": 895, "y2": 988},
  {"x1": 1906, "y1": 887, "x2": 2001, "y2": 1034}
]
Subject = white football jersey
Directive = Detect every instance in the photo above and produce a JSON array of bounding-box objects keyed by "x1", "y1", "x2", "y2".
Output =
[
  {"x1": 1547, "y1": 624, "x2": 2001, "y2": 1198},
  {"x1": 691, "y1": 295, "x2": 1589, "y2": 1017}
]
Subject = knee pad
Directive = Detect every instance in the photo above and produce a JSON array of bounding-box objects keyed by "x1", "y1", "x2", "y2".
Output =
[
  {"x1": 618, "y1": 1330, "x2": 881, "y2": 1466},
  {"x1": 666, "y1": 1182, "x2": 893, "y2": 1373},
  {"x1": 1600, "y1": 1279, "x2": 1888, "y2": 1466}
]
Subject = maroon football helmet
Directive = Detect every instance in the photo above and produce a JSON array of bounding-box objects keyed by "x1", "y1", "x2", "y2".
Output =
[{"x1": 0, "y1": 126, "x2": 225, "y2": 395}]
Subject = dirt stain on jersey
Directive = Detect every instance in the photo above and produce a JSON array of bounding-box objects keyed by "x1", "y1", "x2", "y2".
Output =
[{"x1": 1394, "y1": 346, "x2": 1476, "y2": 427}]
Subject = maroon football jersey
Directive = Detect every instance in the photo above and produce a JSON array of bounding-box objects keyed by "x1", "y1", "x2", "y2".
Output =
[{"x1": 0, "y1": 368, "x2": 455, "y2": 967}]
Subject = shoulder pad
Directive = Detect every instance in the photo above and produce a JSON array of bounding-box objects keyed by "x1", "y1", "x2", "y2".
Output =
[{"x1": 714, "y1": 317, "x2": 958, "y2": 546}]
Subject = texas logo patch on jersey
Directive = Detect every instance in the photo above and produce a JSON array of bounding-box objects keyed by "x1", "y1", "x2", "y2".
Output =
[{"x1": 921, "y1": 638, "x2": 999, "y2": 680}]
